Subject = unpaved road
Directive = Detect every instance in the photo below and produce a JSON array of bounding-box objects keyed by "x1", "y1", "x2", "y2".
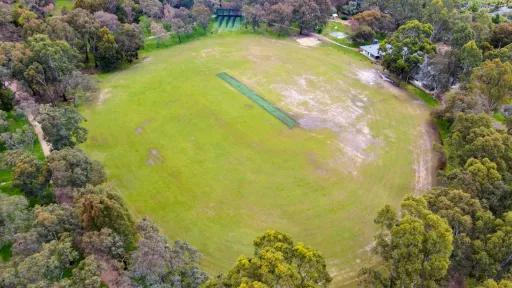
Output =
[{"x1": 4, "y1": 80, "x2": 51, "y2": 157}]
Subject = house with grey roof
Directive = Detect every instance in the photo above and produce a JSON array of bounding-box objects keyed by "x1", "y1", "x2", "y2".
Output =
[{"x1": 360, "y1": 42, "x2": 383, "y2": 60}]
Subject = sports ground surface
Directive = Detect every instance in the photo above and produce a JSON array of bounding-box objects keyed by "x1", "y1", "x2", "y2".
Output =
[{"x1": 81, "y1": 34, "x2": 433, "y2": 286}]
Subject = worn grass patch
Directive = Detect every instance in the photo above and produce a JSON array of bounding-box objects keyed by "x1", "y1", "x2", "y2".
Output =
[{"x1": 81, "y1": 34, "x2": 432, "y2": 286}]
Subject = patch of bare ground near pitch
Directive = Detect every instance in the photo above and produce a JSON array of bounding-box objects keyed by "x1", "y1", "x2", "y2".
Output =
[{"x1": 274, "y1": 74, "x2": 377, "y2": 173}]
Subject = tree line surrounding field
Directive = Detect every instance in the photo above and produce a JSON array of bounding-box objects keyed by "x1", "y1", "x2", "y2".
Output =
[{"x1": 1, "y1": 0, "x2": 512, "y2": 286}]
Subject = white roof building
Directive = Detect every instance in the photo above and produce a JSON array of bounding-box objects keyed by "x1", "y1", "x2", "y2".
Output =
[{"x1": 360, "y1": 44, "x2": 382, "y2": 60}]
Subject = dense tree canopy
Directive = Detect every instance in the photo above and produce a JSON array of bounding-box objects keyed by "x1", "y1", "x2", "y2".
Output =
[
  {"x1": 206, "y1": 230, "x2": 331, "y2": 288},
  {"x1": 381, "y1": 20, "x2": 435, "y2": 80}
]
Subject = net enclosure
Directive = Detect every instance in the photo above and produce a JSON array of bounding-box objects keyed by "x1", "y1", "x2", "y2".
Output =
[
  {"x1": 217, "y1": 72, "x2": 298, "y2": 128},
  {"x1": 214, "y1": 8, "x2": 243, "y2": 31}
]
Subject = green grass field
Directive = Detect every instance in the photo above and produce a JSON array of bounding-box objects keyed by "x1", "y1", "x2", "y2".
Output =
[
  {"x1": 53, "y1": 0, "x2": 74, "y2": 14},
  {"x1": 81, "y1": 34, "x2": 431, "y2": 286}
]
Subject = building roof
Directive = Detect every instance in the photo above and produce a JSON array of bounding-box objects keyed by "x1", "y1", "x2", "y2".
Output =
[{"x1": 360, "y1": 44, "x2": 381, "y2": 57}]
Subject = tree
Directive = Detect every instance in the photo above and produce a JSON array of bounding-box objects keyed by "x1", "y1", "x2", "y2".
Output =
[
  {"x1": 265, "y1": 1, "x2": 294, "y2": 35},
  {"x1": 424, "y1": 188, "x2": 487, "y2": 276},
  {"x1": 491, "y1": 23, "x2": 512, "y2": 48},
  {"x1": 15, "y1": 234, "x2": 79, "y2": 286},
  {"x1": 352, "y1": 25, "x2": 375, "y2": 43},
  {"x1": 47, "y1": 147, "x2": 105, "y2": 189},
  {"x1": 479, "y1": 279, "x2": 512, "y2": 288},
  {"x1": 352, "y1": 9, "x2": 394, "y2": 34},
  {"x1": 242, "y1": 4, "x2": 264, "y2": 31},
  {"x1": 4, "y1": 150, "x2": 48, "y2": 198},
  {"x1": 0, "y1": 3, "x2": 13, "y2": 25},
  {"x1": 470, "y1": 59, "x2": 512, "y2": 110},
  {"x1": 74, "y1": 0, "x2": 107, "y2": 13},
  {"x1": 191, "y1": 3, "x2": 211, "y2": 30},
  {"x1": 65, "y1": 8, "x2": 100, "y2": 65},
  {"x1": 113, "y1": 23, "x2": 143, "y2": 63},
  {"x1": 451, "y1": 21, "x2": 476, "y2": 49},
  {"x1": 206, "y1": 230, "x2": 331, "y2": 287},
  {"x1": 293, "y1": 0, "x2": 323, "y2": 35},
  {"x1": 434, "y1": 90, "x2": 489, "y2": 122},
  {"x1": 423, "y1": 0, "x2": 453, "y2": 42},
  {"x1": 93, "y1": 11, "x2": 120, "y2": 32},
  {"x1": 0, "y1": 126, "x2": 36, "y2": 151},
  {"x1": 129, "y1": 218, "x2": 207, "y2": 287},
  {"x1": 459, "y1": 40, "x2": 483, "y2": 79},
  {"x1": 168, "y1": 7, "x2": 194, "y2": 42},
  {"x1": 46, "y1": 17, "x2": 81, "y2": 52},
  {"x1": 0, "y1": 194, "x2": 32, "y2": 248},
  {"x1": 79, "y1": 228, "x2": 125, "y2": 260},
  {"x1": 75, "y1": 184, "x2": 136, "y2": 250},
  {"x1": 59, "y1": 256, "x2": 102, "y2": 288},
  {"x1": 0, "y1": 86, "x2": 14, "y2": 112},
  {"x1": 140, "y1": 0, "x2": 163, "y2": 19},
  {"x1": 94, "y1": 27, "x2": 123, "y2": 71},
  {"x1": 24, "y1": 34, "x2": 80, "y2": 99},
  {"x1": 362, "y1": 196, "x2": 453, "y2": 287},
  {"x1": 485, "y1": 43, "x2": 512, "y2": 63},
  {"x1": 36, "y1": 104, "x2": 87, "y2": 150},
  {"x1": 368, "y1": 0, "x2": 424, "y2": 25},
  {"x1": 381, "y1": 20, "x2": 435, "y2": 80}
]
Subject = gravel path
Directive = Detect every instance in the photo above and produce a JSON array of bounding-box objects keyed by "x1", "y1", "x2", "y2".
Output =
[{"x1": 4, "y1": 80, "x2": 51, "y2": 157}]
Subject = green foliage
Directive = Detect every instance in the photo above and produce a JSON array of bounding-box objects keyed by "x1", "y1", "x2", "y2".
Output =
[
  {"x1": 363, "y1": 196, "x2": 453, "y2": 287},
  {"x1": 36, "y1": 104, "x2": 87, "y2": 150},
  {"x1": 459, "y1": 40, "x2": 483, "y2": 78},
  {"x1": 75, "y1": 185, "x2": 136, "y2": 250},
  {"x1": 3, "y1": 150, "x2": 48, "y2": 199},
  {"x1": 6, "y1": 233, "x2": 79, "y2": 286},
  {"x1": 381, "y1": 20, "x2": 435, "y2": 80},
  {"x1": 60, "y1": 256, "x2": 102, "y2": 288},
  {"x1": 24, "y1": 34, "x2": 81, "y2": 97},
  {"x1": 47, "y1": 147, "x2": 105, "y2": 189},
  {"x1": 206, "y1": 230, "x2": 331, "y2": 288},
  {"x1": 0, "y1": 87, "x2": 14, "y2": 112},
  {"x1": 95, "y1": 27, "x2": 123, "y2": 71},
  {"x1": 129, "y1": 219, "x2": 207, "y2": 287},
  {"x1": 470, "y1": 59, "x2": 512, "y2": 111}
]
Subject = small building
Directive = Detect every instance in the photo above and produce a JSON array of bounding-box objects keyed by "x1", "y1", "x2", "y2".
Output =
[{"x1": 360, "y1": 43, "x2": 382, "y2": 60}]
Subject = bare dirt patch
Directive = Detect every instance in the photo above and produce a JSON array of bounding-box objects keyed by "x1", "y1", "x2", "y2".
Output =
[
  {"x1": 329, "y1": 31, "x2": 347, "y2": 39},
  {"x1": 296, "y1": 36, "x2": 321, "y2": 47},
  {"x1": 355, "y1": 69, "x2": 380, "y2": 86},
  {"x1": 146, "y1": 148, "x2": 163, "y2": 166},
  {"x1": 97, "y1": 88, "x2": 111, "y2": 105},
  {"x1": 274, "y1": 75, "x2": 378, "y2": 170},
  {"x1": 414, "y1": 122, "x2": 439, "y2": 194},
  {"x1": 135, "y1": 119, "x2": 152, "y2": 135}
]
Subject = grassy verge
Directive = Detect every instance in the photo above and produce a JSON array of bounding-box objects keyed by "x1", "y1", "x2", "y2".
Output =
[
  {"x1": 321, "y1": 21, "x2": 357, "y2": 48},
  {"x1": 403, "y1": 83, "x2": 439, "y2": 108},
  {"x1": 0, "y1": 112, "x2": 45, "y2": 196},
  {"x1": 0, "y1": 243, "x2": 12, "y2": 262}
]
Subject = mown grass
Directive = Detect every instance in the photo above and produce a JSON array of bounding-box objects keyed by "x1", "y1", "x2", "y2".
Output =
[{"x1": 81, "y1": 34, "x2": 431, "y2": 286}]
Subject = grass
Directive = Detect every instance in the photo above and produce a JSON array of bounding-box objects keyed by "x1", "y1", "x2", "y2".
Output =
[
  {"x1": 403, "y1": 84, "x2": 439, "y2": 108},
  {"x1": 322, "y1": 21, "x2": 358, "y2": 48},
  {"x1": 0, "y1": 243, "x2": 12, "y2": 262},
  {"x1": 53, "y1": 0, "x2": 74, "y2": 14},
  {"x1": 81, "y1": 34, "x2": 431, "y2": 286},
  {"x1": 0, "y1": 112, "x2": 45, "y2": 196}
]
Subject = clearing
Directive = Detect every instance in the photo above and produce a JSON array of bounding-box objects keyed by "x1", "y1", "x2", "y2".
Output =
[{"x1": 81, "y1": 34, "x2": 434, "y2": 286}]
